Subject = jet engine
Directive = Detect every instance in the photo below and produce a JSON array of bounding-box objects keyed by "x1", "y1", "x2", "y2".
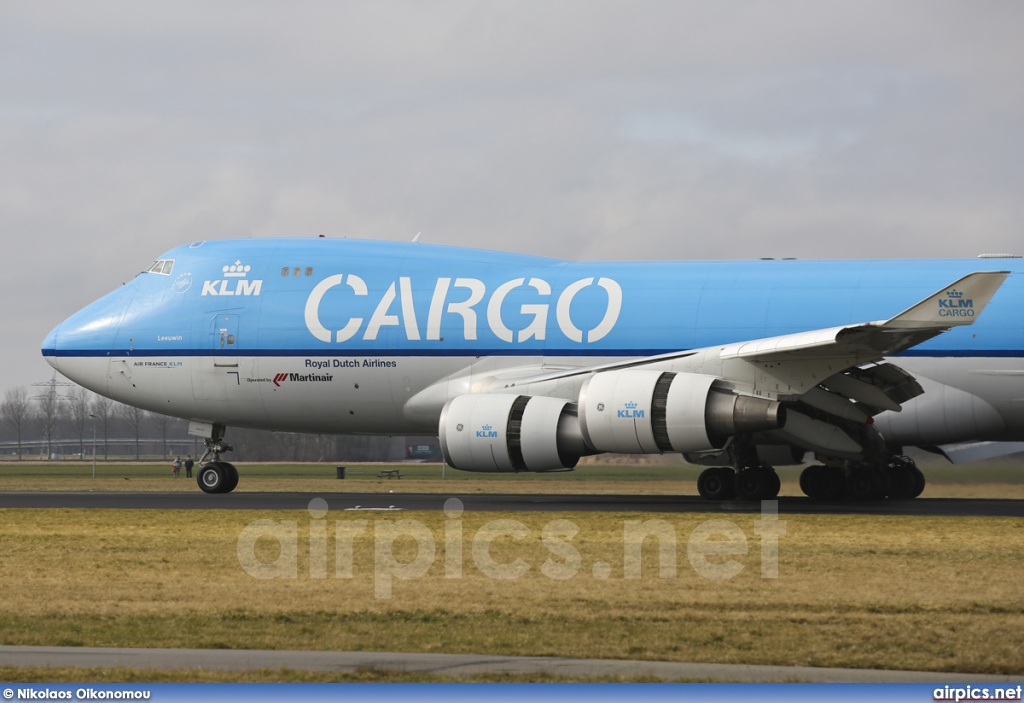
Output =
[
  {"x1": 578, "y1": 369, "x2": 786, "y2": 453},
  {"x1": 438, "y1": 369, "x2": 786, "y2": 473},
  {"x1": 439, "y1": 394, "x2": 588, "y2": 472}
]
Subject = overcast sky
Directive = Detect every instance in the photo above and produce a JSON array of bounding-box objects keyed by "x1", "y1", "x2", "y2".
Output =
[{"x1": 2, "y1": 1, "x2": 1022, "y2": 396}]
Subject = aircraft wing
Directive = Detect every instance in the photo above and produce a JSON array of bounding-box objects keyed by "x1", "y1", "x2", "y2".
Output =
[
  {"x1": 425, "y1": 269, "x2": 1010, "y2": 459},
  {"x1": 719, "y1": 271, "x2": 1009, "y2": 363},
  {"x1": 484, "y1": 270, "x2": 1009, "y2": 391}
]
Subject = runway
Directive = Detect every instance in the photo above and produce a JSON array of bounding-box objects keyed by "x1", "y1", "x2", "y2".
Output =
[
  {"x1": 0, "y1": 491, "x2": 1022, "y2": 516},
  {"x1": 0, "y1": 645, "x2": 1017, "y2": 682}
]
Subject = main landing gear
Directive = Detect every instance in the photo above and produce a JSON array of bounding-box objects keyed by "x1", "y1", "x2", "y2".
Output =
[
  {"x1": 694, "y1": 437, "x2": 925, "y2": 502},
  {"x1": 798, "y1": 455, "x2": 925, "y2": 501},
  {"x1": 697, "y1": 465, "x2": 781, "y2": 501},
  {"x1": 696, "y1": 440, "x2": 781, "y2": 501},
  {"x1": 196, "y1": 423, "x2": 239, "y2": 494}
]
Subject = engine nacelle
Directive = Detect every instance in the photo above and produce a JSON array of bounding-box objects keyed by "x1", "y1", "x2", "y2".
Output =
[
  {"x1": 578, "y1": 369, "x2": 786, "y2": 454},
  {"x1": 439, "y1": 394, "x2": 586, "y2": 472}
]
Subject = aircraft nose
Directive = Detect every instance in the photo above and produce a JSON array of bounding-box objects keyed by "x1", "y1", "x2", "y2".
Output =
[{"x1": 42, "y1": 322, "x2": 61, "y2": 372}]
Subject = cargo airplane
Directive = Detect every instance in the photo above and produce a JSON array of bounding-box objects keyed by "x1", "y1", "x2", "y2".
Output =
[{"x1": 42, "y1": 238, "x2": 1023, "y2": 500}]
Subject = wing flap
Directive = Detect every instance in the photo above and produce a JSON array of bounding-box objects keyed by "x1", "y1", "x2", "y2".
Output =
[{"x1": 821, "y1": 364, "x2": 923, "y2": 413}]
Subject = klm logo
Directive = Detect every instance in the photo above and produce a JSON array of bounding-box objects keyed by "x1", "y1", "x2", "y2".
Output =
[
  {"x1": 617, "y1": 401, "x2": 645, "y2": 419},
  {"x1": 938, "y1": 289, "x2": 974, "y2": 318},
  {"x1": 476, "y1": 424, "x2": 499, "y2": 438},
  {"x1": 202, "y1": 260, "x2": 264, "y2": 297}
]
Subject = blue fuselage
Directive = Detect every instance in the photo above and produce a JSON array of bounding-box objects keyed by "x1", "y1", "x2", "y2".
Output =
[{"x1": 42, "y1": 238, "x2": 1024, "y2": 440}]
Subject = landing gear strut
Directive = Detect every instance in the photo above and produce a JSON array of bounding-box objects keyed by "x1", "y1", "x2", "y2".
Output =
[{"x1": 196, "y1": 423, "x2": 239, "y2": 494}]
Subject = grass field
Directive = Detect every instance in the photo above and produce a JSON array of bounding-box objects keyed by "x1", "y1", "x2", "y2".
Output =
[
  {"x1": 1, "y1": 455, "x2": 1023, "y2": 498},
  {"x1": 1, "y1": 458, "x2": 1022, "y2": 682},
  {"x1": 0, "y1": 506, "x2": 1022, "y2": 680},
  {"x1": 0, "y1": 667, "x2": 669, "y2": 683}
]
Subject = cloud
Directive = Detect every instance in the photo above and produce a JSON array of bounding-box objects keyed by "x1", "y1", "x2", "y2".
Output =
[{"x1": 2, "y1": 0, "x2": 1023, "y2": 392}]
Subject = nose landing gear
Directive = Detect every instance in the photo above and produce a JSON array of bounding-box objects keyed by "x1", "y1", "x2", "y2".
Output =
[
  {"x1": 196, "y1": 423, "x2": 239, "y2": 494},
  {"x1": 197, "y1": 461, "x2": 239, "y2": 494}
]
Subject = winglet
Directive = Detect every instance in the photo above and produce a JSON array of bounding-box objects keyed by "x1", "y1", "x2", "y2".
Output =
[{"x1": 881, "y1": 271, "x2": 1010, "y2": 329}]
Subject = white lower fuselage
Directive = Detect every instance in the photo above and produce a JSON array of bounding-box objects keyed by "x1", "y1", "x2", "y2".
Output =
[{"x1": 54, "y1": 352, "x2": 1024, "y2": 448}]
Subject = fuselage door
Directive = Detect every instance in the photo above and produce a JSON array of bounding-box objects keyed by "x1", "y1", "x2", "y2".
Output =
[
  {"x1": 213, "y1": 314, "x2": 240, "y2": 368},
  {"x1": 192, "y1": 311, "x2": 263, "y2": 411}
]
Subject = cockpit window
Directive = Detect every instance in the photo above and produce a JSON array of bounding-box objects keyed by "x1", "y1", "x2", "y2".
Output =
[{"x1": 145, "y1": 259, "x2": 175, "y2": 275}]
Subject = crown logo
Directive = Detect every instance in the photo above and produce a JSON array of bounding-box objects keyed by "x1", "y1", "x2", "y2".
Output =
[
  {"x1": 946, "y1": 289, "x2": 963, "y2": 299},
  {"x1": 481, "y1": 424, "x2": 493, "y2": 431},
  {"x1": 624, "y1": 401, "x2": 638, "y2": 409},
  {"x1": 223, "y1": 260, "x2": 251, "y2": 278}
]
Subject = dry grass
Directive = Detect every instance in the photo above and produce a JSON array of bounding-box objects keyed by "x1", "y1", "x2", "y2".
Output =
[
  {"x1": 0, "y1": 666, "x2": 678, "y2": 683},
  {"x1": 0, "y1": 508, "x2": 1022, "y2": 675}
]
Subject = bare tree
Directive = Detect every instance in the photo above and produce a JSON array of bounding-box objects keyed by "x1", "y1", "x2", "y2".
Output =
[
  {"x1": 67, "y1": 386, "x2": 91, "y2": 458},
  {"x1": 148, "y1": 411, "x2": 179, "y2": 458},
  {"x1": 314, "y1": 433, "x2": 328, "y2": 463},
  {"x1": 117, "y1": 403, "x2": 145, "y2": 460},
  {"x1": 90, "y1": 395, "x2": 113, "y2": 460},
  {"x1": 34, "y1": 376, "x2": 66, "y2": 460},
  {"x1": 1, "y1": 387, "x2": 31, "y2": 460}
]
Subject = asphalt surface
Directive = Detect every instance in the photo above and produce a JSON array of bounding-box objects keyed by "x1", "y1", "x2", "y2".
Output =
[
  {"x1": 0, "y1": 645, "x2": 1017, "y2": 682},
  {"x1": 0, "y1": 491, "x2": 1022, "y2": 515}
]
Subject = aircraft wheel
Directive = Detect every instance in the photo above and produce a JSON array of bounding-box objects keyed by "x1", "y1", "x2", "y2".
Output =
[
  {"x1": 820, "y1": 466, "x2": 846, "y2": 500},
  {"x1": 887, "y1": 456, "x2": 924, "y2": 499},
  {"x1": 800, "y1": 465, "x2": 844, "y2": 500},
  {"x1": 735, "y1": 468, "x2": 769, "y2": 501},
  {"x1": 197, "y1": 462, "x2": 228, "y2": 494},
  {"x1": 846, "y1": 468, "x2": 884, "y2": 500},
  {"x1": 888, "y1": 465, "x2": 918, "y2": 499},
  {"x1": 799, "y1": 465, "x2": 822, "y2": 497},
  {"x1": 765, "y1": 469, "x2": 781, "y2": 499},
  {"x1": 222, "y1": 462, "x2": 239, "y2": 493},
  {"x1": 697, "y1": 467, "x2": 736, "y2": 500},
  {"x1": 909, "y1": 466, "x2": 926, "y2": 498}
]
